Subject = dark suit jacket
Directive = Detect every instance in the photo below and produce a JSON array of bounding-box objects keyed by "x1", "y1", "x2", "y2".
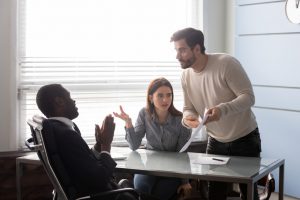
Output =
[{"x1": 49, "y1": 119, "x2": 117, "y2": 197}]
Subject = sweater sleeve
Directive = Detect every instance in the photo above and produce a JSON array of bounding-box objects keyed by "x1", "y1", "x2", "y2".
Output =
[
  {"x1": 125, "y1": 108, "x2": 146, "y2": 150},
  {"x1": 181, "y1": 71, "x2": 199, "y2": 122},
  {"x1": 217, "y1": 57, "x2": 255, "y2": 117}
]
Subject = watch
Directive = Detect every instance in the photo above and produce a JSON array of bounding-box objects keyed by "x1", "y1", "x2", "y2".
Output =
[{"x1": 285, "y1": 0, "x2": 300, "y2": 24}]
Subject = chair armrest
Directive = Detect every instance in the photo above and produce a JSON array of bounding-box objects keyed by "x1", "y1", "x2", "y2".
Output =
[{"x1": 25, "y1": 137, "x2": 42, "y2": 151}]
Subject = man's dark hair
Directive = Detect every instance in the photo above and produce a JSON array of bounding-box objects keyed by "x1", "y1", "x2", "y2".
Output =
[
  {"x1": 36, "y1": 84, "x2": 66, "y2": 117},
  {"x1": 170, "y1": 27, "x2": 206, "y2": 54}
]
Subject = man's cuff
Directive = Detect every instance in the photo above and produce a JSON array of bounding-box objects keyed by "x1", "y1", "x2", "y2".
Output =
[{"x1": 91, "y1": 146, "x2": 110, "y2": 159}]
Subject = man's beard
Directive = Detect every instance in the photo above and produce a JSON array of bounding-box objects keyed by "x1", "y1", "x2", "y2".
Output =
[{"x1": 179, "y1": 55, "x2": 196, "y2": 69}]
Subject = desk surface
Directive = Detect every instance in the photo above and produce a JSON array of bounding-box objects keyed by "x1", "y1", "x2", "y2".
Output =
[
  {"x1": 16, "y1": 148, "x2": 284, "y2": 183},
  {"x1": 115, "y1": 149, "x2": 284, "y2": 184},
  {"x1": 16, "y1": 148, "x2": 285, "y2": 200}
]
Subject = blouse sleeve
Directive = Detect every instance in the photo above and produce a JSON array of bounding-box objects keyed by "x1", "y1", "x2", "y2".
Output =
[{"x1": 125, "y1": 108, "x2": 146, "y2": 150}]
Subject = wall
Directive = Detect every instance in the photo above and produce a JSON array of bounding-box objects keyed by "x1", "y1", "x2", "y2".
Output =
[
  {"x1": 235, "y1": 0, "x2": 300, "y2": 198},
  {"x1": 202, "y1": 0, "x2": 227, "y2": 53},
  {"x1": 0, "y1": 0, "x2": 18, "y2": 151},
  {"x1": 202, "y1": 0, "x2": 235, "y2": 54}
]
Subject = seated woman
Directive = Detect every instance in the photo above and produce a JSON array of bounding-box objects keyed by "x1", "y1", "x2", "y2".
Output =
[{"x1": 113, "y1": 77, "x2": 192, "y2": 200}]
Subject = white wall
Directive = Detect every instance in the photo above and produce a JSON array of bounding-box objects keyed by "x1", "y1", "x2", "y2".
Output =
[
  {"x1": 235, "y1": 0, "x2": 300, "y2": 198},
  {"x1": 0, "y1": 0, "x2": 18, "y2": 151},
  {"x1": 202, "y1": 0, "x2": 235, "y2": 54},
  {"x1": 202, "y1": 0, "x2": 226, "y2": 53}
]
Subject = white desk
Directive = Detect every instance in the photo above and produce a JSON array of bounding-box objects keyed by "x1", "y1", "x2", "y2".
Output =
[
  {"x1": 115, "y1": 149, "x2": 284, "y2": 200},
  {"x1": 16, "y1": 149, "x2": 285, "y2": 200}
]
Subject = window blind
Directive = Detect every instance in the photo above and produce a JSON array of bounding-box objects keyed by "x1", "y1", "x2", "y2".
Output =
[{"x1": 17, "y1": 0, "x2": 201, "y2": 148}]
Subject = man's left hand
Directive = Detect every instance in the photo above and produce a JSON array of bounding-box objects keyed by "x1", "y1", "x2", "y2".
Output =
[
  {"x1": 95, "y1": 114, "x2": 115, "y2": 152},
  {"x1": 205, "y1": 107, "x2": 221, "y2": 124}
]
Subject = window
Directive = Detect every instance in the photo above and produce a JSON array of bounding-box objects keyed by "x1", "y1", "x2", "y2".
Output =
[{"x1": 18, "y1": 0, "x2": 202, "y2": 148}]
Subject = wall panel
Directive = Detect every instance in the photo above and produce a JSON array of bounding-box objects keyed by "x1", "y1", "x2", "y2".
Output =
[
  {"x1": 237, "y1": 1, "x2": 300, "y2": 34},
  {"x1": 237, "y1": 0, "x2": 285, "y2": 5},
  {"x1": 236, "y1": 34, "x2": 300, "y2": 87},
  {"x1": 254, "y1": 87, "x2": 300, "y2": 111},
  {"x1": 235, "y1": 0, "x2": 300, "y2": 197},
  {"x1": 254, "y1": 108, "x2": 300, "y2": 195}
]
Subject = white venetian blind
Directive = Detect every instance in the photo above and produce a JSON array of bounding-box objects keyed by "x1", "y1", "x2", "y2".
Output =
[{"x1": 18, "y1": 0, "x2": 201, "y2": 148}]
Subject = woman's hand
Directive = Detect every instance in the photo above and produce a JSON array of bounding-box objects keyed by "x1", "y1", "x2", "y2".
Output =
[
  {"x1": 113, "y1": 105, "x2": 133, "y2": 128},
  {"x1": 95, "y1": 114, "x2": 115, "y2": 152}
]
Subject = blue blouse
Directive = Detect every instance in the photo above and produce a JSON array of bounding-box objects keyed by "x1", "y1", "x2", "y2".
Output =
[{"x1": 125, "y1": 107, "x2": 191, "y2": 151}]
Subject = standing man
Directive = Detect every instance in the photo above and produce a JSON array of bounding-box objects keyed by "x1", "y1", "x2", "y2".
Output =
[{"x1": 170, "y1": 28, "x2": 261, "y2": 200}]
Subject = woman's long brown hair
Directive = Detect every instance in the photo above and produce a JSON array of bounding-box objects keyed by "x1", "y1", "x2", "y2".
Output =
[{"x1": 146, "y1": 77, "x2": 182, "y2": 119}]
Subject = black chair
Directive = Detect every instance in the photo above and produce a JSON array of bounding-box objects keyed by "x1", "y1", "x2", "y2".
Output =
[{"x1": 26, "y1": 116, "x2": 140, "y2": 200}]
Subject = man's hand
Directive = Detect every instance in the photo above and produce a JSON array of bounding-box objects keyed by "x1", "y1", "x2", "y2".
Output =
[
  {"x1": 205, "y1": 107, "x2": 221, "y2": 124},
  {"x1": 177, "y1": 183, "x2": 192, "y2": 198},
  {"x1": 183, "y1": 115, "x2": 200, "y2": 128},
  {"x1": 95, "y1": 114, "x2": 115, "y2": 152}
]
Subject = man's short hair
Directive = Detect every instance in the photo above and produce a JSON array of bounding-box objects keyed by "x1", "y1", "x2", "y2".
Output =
[
  {"x1": 36, "y1": 84, "x2": 66, "y2": 117},
  {"x1": 170, "y1": 27, "x2": 206, "y2": 54}
]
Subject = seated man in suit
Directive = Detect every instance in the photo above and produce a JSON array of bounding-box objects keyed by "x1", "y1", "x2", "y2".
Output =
[{"x1": 36, "y1": 84, "x2": 143, "y2": 200}]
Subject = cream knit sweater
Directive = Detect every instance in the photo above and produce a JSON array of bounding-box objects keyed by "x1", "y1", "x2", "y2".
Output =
[{"x1": 181, "y1": 53, "x2": 257, "y2": 143}]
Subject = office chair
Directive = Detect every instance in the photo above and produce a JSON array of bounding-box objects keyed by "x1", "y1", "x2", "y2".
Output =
[{"x1": 26, "y1": 116, "x2": 140, "y2": 200}]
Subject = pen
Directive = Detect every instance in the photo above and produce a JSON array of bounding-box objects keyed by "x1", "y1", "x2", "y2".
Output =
[{"x1": 212, "y1": 158, "x2": 224, "y2": 162}]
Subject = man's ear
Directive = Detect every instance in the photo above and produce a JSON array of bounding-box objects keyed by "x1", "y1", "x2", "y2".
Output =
[
  {"x1": 193, "y1": 44, "x2": 201, "y2": 53},
  {"x1": 54, "y1": 97, "x2": 65, "y2": 107}
]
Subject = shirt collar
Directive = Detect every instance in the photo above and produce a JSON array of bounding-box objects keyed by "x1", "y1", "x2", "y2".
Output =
[
  {"x1": 49, "y1": 117, "x2": 74, "y2": 130},
  {"x1": 153, "y1": 113, "x2": 172, "y2": 124}
]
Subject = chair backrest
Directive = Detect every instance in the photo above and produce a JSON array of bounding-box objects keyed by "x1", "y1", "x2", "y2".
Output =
[
  {"x1": 27, "y1": 117, "x2": 140, "y2": 200},
  {"x1": 27, "y1": 118, "x2": 73, "y2": 200}
]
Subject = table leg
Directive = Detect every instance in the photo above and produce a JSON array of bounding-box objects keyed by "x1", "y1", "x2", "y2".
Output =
[
  {"x1": 247, "y1": 182, "x2": 254, "y2": 200},
  {"x1": 279, "y1": 163, "x2": 284, "y2": 200},
  {"x1": 16, "y1": 160, "x2": 23, "y2": 200}
]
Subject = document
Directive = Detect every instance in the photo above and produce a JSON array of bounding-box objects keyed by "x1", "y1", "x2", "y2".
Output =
[
  {"x1": 179, "y1": 110, "x2": 208, "y2": 153},
  {"x1": 193, "y1": 156, "x2": 230, "y2": 165},
  {"x1": 111, "y1": 152, "x2": 127, "y2": 160}
]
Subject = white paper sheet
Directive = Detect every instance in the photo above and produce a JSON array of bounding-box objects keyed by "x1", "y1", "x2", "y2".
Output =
[
  {"x1": 179, "y1": 111, "x2": 208, "y2": 153},
  {"x1": 111, "y1": 152, "x2": 127, "y2": 160},
  {"x1": 192, "y1": 156, "x2": 230, "y2": 165}
]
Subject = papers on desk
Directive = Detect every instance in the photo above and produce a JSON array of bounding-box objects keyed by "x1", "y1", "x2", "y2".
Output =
[
  {"x1": 111, "y1": 152, "x2": 127, "y2": 161},
  {"x1": 193, "y1": 156, "x2": 230, "y2": 165},
  {"x1": 179, "y1": 111, "x2": 208, "y2": 153}
]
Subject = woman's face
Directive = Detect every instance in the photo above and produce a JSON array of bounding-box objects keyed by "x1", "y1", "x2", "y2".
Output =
[{"x1": 150, "y1": 86, "x2": 173, "y2": 113}]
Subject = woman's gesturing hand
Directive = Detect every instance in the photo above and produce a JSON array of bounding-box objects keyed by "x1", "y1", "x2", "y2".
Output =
[{"x1": 113, "y1": 105, "x2": 133, "y2": 128}]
